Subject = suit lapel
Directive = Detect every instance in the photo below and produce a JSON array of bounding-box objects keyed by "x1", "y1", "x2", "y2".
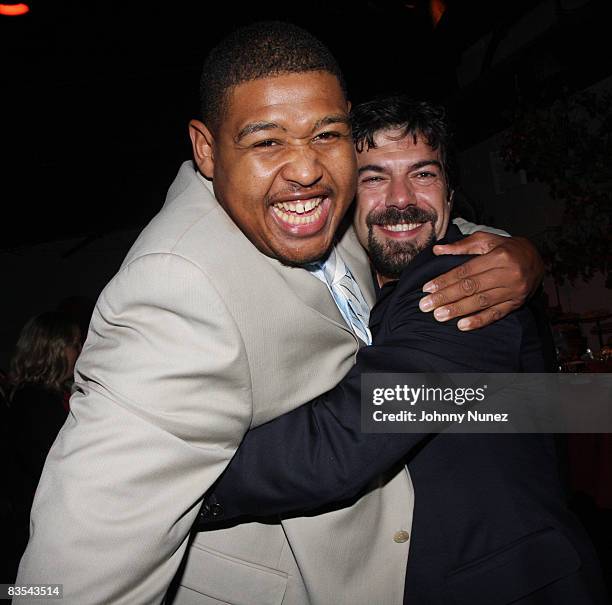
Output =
[{"x1": 263, "y1": 255, "x2": 354, "y2": 333}]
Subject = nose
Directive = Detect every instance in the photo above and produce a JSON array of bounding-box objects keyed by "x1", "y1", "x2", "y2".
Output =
[
  {"x1": 280, "y1": 145, "x2": 323, "y2": 188},
  {"x1": 385, "y1": 177, "x2": 416, "y2": 209}
]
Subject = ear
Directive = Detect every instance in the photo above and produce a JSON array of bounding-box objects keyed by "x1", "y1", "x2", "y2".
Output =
[{"x1": 189, "y1": 119, "x2": 215, "y2": 179}]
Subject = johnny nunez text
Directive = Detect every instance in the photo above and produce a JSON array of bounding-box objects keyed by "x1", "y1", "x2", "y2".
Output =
[{"x1": 372, "y1": 410, "x2": 509, "y2": 423}]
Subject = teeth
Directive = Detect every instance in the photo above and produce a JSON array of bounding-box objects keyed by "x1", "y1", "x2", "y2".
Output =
[
  {"x1": 384, "y1": 223, "x2": 422, "y2": 232},
  {"x1": 271, "y1": 198, "x2": 324, "y2": 224},
  {"x1": 272, "y1": 203, "x2": 324, "y2": 225}
]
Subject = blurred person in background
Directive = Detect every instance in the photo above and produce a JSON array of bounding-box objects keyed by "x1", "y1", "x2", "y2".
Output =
[{"x1": 4, "y1": 311, "x2": 81, "y2": 578}]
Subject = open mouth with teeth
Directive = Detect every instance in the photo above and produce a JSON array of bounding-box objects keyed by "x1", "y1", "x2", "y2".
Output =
[
  {"x1": 381, "y1": 222, "x2": 423, "y2": 233},
  {"x1": 377, "y1": 222, "x2": 426, "y2": 239},
  {"x1": 270, "y1": 196, "x2": 331, "y2": 234}
]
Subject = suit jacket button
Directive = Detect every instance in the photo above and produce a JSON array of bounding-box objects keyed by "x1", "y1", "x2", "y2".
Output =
[
  {"x1": 393, "y1": 530, "x2": 410, "y2": 543},
  {"x1": 199, "y1": 504, "x2": 211, "y2": 519}
]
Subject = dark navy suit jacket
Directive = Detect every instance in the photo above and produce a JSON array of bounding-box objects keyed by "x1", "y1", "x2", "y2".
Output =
[{"x1": 197, "y1": 225, "x2": 607, "y2": 605}]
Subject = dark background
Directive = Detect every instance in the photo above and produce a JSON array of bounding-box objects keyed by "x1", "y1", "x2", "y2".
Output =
[{"x1": 2, "y1": 0, "x2": 609, "y2": 248}]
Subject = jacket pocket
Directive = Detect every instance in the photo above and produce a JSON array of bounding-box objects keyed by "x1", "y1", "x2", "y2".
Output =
[
  {"x1": 444, "y1": 527, "x2": 581, "y2": 605},
  {"x1": 177, "y1": 542, "x2": 288, "y2": 605}
]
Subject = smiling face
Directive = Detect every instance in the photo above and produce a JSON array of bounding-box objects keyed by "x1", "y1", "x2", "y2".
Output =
[
  {"x1": 190, "y1": 71, "x2": 357, "y2": 266},
  {"x1": 354, "y1": 129, "x2": 452, "y2": 283}
]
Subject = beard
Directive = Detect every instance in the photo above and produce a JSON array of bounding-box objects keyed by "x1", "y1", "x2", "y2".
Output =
[{"x1": 367, "y1": 206, "x2": 437, "y2": 280}]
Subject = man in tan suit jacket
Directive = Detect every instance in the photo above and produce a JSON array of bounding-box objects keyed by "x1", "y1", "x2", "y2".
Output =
[{"x1": 15, "y1": 22, "x2": 542, "y2": 605}]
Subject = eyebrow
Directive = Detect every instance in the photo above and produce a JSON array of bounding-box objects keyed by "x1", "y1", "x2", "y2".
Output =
[
  {"x1": 312, "y1": 114, "x2": 351, "y2": 131},
  {"x1": 358, "y1": 159, "x2": 443, "y2": 174},
  {"x1": 411, "y1": 160, "x2": 443, "y2": 172},
  {"x1": 235, "y1": 121, "x2": 282, "y2": 143},
  {"x1": 235, "y1": 114, "x2": 350, "y2": 144}
]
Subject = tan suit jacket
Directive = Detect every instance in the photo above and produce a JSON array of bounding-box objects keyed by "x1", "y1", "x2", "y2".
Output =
[{"x1": 16, "y1": 162, "x2": 414, "y2": 605}]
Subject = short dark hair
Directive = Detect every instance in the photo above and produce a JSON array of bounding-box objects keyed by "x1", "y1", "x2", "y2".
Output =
[
  {"x1": 200, "y1": 21, "x2": 347, "y2": 132},
  {"x1": 351, "y1": 96, "x2": 455, "y2": 190}
]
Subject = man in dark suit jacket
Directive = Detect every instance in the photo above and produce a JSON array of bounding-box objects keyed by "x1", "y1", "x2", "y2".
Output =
[{"x1": 198, "y1": 97, "x2": 607, "y2": 604}]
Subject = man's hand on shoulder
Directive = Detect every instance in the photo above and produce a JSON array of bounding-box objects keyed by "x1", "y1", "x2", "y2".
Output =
[{"x1": 418, "y1": 232, "x2": 544, "y2": 331}]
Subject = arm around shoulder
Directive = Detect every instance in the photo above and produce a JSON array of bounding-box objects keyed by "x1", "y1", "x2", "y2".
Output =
[{"x1": 200, "y1": 275, "x2": 527, "y2": 526}]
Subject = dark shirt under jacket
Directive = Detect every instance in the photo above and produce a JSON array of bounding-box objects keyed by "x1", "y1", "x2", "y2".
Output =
[{"x1": 198, "y1": 225, "x2": 607, "y2": 605}]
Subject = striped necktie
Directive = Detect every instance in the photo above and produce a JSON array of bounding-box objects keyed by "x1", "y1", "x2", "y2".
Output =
[{"x1": 315, "y1": 250, "x2": 372, "y2": 346}]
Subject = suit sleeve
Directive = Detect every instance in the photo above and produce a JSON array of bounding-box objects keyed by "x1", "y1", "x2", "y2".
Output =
[
  {"x1": 15, "y1": 253, "x2": 253, "y2": 605},
  {"x1": 200, "y1": 279, "x2": 525, "y2": 525}
]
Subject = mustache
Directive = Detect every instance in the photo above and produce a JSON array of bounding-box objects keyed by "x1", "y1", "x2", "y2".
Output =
[{"x1": 366, "y1": 206, "x2": 437, "y2": 228}]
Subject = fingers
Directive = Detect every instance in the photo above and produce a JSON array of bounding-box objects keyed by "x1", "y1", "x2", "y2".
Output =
[
  {"x1": 420, "y1": 274, "x2": 486, "y2": 312},
  {"x1": 456, "y1": 302, "x2": 518, "y2": 331},
  {"x1": 420, "y1": 233, "x2": 545, "y2": 331},
  {"x1": 420, "y1": 284, "x2": 521, "y2": 323},
  {"x1": 423, "y1": 252, "x2": 514, "y2": 296},
  {"x1": 431, "y1": 234, "x2": 544, "y2": 299},
  {"x1": 433, "y1": 232, "x2": 506, "y2": 256},
  {"x1": 419, "y1": 261, "x2": 527, "y2": 323}
]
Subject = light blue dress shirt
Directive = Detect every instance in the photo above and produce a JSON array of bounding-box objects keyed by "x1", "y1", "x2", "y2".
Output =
[{"x1": 309, "y1": 248, "x2": 372, "y2": 346}]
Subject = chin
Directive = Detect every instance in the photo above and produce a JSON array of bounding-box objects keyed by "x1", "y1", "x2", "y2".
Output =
[{"x1": 275, "y1": 243, "x2": 334, "y2": 268}]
